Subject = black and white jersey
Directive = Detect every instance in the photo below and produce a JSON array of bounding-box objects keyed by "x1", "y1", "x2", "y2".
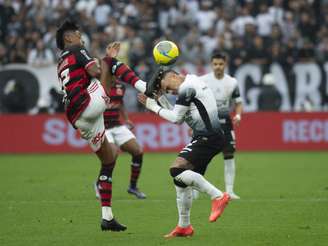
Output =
[
  {"x1": 158, "y1": 74, "x2": 222, "y2": 137},
  {"x1": 200, "y1": 72, "x2": 242, "y2": 116}
]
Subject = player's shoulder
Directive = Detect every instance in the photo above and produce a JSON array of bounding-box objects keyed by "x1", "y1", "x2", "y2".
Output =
[
  {"x1": 199, "y1": 72, "x2": 214, "y2": 82},
  {"x1": 179, "y1": 74, "x2": 200, "y2": 95},
  {"x1": 67, "y1": 45, "x2": 90, "y2": 58},
  {"x1": 223, "y1": 73, "x2": 238, "y2": 84},
  {"x1": 183, "y1": 74, "x2": 205, "y2": 88},
  {"x1": 65, "y1": 45, "x2": 81, "y2": 53},
  {"x1": 224, "y1": 73, "x2": 237, "y2": 81}
]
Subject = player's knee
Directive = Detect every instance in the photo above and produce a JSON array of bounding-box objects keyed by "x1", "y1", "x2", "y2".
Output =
[
  {"x1": 169, "y1": 167, "x2": 186, "y2": 178},
  {"x1": 132, "y1": 154, "x2": 143, "y2": 165},
  {"x1": 170, "y1": 167, "x2": 188, "y2": 188},
  {"x1": 223, "y1": 152, "x2": 234, "y2": 160},
  {"x1": 173, "y1": 179, "x2": 188, "y2": 188}
]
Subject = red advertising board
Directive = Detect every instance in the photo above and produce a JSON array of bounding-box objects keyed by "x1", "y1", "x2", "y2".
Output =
[
  {"x1": 0, "y1": 112, "x2": 327, "y2": 153},
  {"x1": 235, "y1": 112, "x2": 328, "y2": 150}
]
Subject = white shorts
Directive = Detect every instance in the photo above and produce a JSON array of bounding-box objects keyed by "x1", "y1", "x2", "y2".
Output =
[
  {"x1": 105, "y1": 125, "x2": 136, "y2": 147},
  {"x1": 75, "y1": 79, "x2": 107, "y2": 152}
]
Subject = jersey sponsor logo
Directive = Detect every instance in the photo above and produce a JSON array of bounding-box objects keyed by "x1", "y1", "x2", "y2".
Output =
[
  {"x1": 99, "y1": 175, "x2": 108, "y2": 181},
  {"x1": 80, "y1": 49, "x2": 92, "y2": 60}
]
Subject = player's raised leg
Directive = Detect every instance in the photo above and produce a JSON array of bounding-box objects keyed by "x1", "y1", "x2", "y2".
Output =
[{"x1": 170, "y1": 159, "x2": 230, "y2": 223}]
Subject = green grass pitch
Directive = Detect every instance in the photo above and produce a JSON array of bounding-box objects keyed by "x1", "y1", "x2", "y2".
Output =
[{"x1": 0, "y1": 152, "x2": 328, "y2": 246}]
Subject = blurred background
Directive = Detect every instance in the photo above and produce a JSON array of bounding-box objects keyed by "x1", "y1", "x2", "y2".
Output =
[{"x1": 0, "y1": 0, "x2": 327, "y2": 152}]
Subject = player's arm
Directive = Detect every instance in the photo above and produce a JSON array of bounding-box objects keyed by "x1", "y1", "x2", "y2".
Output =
[
  {"x1": 119, "y1": 104, "x2": 134, "y2": 129},
  {"x1": 100, "y1": 58, "x2": 113, "y2": 90},
  {"x1": 231, "y1": 83, "x2": 243, "y2": 125},
  {"x1": 138, "y1": 94, "x2": 187, "y2": 124},
  {"x1": 101, "y1": 56, "x2": 146, "y2": 93},
  {"x1": 138, "y1": 87, "x2": 194, "y2": 124},
  {"x1": 156, "y1": 91, "x2": 174, "y2": 109}
]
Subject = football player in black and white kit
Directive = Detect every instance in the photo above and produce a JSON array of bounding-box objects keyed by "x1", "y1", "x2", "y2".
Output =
[
  {"x1": 200, "y1": 52, "x2": 243, "y2": 200},
  {"x1": 138, "y1": 68, "x2": 230, "y2": 238}
]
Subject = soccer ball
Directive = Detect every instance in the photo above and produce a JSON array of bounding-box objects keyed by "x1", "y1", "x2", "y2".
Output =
[{"x1": 153, "y1": 40, "x2": 179, "y2": 66}]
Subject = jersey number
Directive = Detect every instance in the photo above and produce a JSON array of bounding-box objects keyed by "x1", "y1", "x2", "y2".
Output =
[{"x1": 60, "y1": 68, "x2": 70, "y2": 87}]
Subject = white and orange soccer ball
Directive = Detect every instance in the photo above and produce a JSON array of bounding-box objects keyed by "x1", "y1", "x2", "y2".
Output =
[{"x1": 153, "y1": 40, "x2": 179, "y2": 66}]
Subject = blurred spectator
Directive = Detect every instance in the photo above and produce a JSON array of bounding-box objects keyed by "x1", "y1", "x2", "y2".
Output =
[
  {"x1": 298, "y1": 12, "x2": 317, "y2": 43},
  {"x1": 93, "y1": 0, "x2": 111, "y2": 31},
  {"x1": 0, "y1": 0, "x2": 15, "y2": 42},
  {"x1": 258, "y1": 73, "x2": 282, "y2": 111},
  {"x1": 269, "y1": 42, "x2": 286, "y2": 66},
  {"x1": 27, "y1": 40, "x2": 54, "y2": 67},
  {"x1": 230, "y1": 6, "x2": 255, "y2": 36},
  {"x1": 256, "y1": 3, "x2": 274, "y2": 37},
  {"x1": 229, "y1": 37, "x2": 248, "y2": 73},
  {"x1": 297, "y1": 39, "x2": 315, "y2": 62},
  {"x1": 195, "y1": 1, "x2": 217, "y2": 33},
  {"x1": 8, "y1": 36, "x2": 27, "y2": 63},
  {"x1": 0, "y1": 42, "x2": 9, "y2": 65},
  {"x1": 316, "y1": 36, "x2": 328, "y2": 62},
  {"x1": 268, "y1": 0, "x2": 284, "y2": 26},
  {"x1": 247, "y1": 36, "x2": 268, "y2": 66}
]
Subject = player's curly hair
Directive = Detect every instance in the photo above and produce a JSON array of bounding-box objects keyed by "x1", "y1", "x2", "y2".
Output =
[{"x1": 56, "y1": 20, "x2": 79, "y2": 50}]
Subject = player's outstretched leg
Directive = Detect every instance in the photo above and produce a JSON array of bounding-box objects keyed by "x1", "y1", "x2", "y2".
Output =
[
  {"x1": 170, "y1": 168, "x2": 230, "y2": 223},
  {"x1": 127, "y1": 154, "x2": 146, "y2": 199},
  {"x1": 165, "y1": 186, "x2": 194, "y2": 238}
]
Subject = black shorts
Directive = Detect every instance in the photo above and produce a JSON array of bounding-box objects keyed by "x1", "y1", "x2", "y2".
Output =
[
  {"x1": 178, "y1": 132, "x2": 225, "y2": 175},
  {"x1": 219, "y1": 116, "x2": 236, "y2": 153}
]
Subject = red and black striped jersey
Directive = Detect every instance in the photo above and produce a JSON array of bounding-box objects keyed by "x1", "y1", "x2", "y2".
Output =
[
  {"x1": 104, "y1": 82, "x2": 125, "y2": 129},
  {"x1": 57, "y1": 45, "x2": 96, "y2": 126}
]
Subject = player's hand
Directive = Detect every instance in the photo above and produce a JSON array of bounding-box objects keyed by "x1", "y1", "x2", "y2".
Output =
[
  {"x1": 94, "y1": 58, "x2": 100, "y2": 67},
  {"x1": 125, "y1": 120, "x2": 135, "y2": 130},
  {"x1": 138, "y1": 93, "x2": 160, "y2": 112},
  {"x1": 106, "y1": 42, "x2": 120, "y2": 57},
  {"x1": 137, "y1": 93, "x2": 148, "y2": 106},
  {"x1": 232, "y1": 114, "x2": 241, "y2": 126}
]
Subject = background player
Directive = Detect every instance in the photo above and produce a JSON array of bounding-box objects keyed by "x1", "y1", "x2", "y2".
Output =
[
  {"x1": 139, "y1": 68, "x2": 230, "y2": 238},
  {"x1": 56, "y1": 21, "x2": 147, "y2": 232},
  {"x1": 102, "y1": 79, "x2": 146, "y2": 199},
  {"x1": 200, "y1": 52, "x2": 243, "y2": 199}
]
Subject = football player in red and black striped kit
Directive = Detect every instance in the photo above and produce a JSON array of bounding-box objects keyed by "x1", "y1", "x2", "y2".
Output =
[
  {"x1": 56, "y1": 20, "x2": 147, "y2": 232},
  {"x1": 101, "y1": 80, "x2": 146, "y2": 199}
]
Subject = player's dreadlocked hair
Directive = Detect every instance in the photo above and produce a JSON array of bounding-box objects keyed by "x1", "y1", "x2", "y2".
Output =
[
  {"x1": 56, "y1": 20, "x2": 79, "y2": 50},
  {"x1": 145, "y1": 67, "x2": 178, "y2": 97}
]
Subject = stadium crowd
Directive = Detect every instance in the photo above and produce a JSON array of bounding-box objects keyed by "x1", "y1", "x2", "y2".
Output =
[{"x1": 0, "y1": 0, "x2": 327, "y2": 113}]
